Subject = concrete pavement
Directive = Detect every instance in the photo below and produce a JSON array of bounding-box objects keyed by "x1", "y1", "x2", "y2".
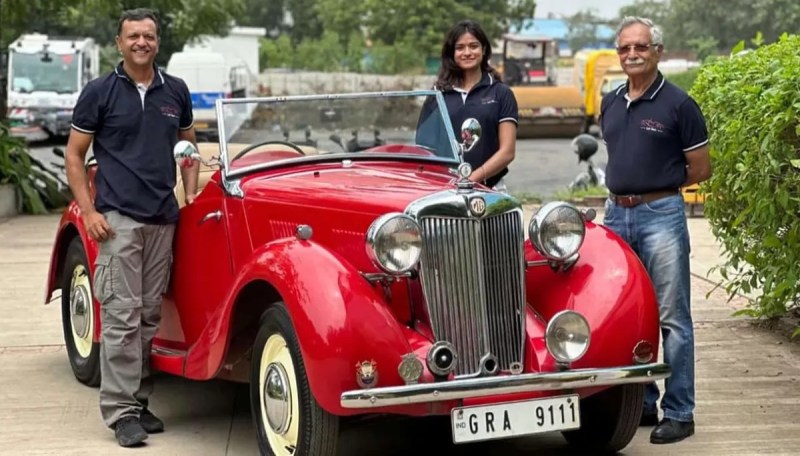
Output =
[{"x1": 1, "y1": 211, "x2": 799, "y2": 455}]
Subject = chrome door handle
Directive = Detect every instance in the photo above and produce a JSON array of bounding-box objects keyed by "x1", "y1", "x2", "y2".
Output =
[{"x1": 199, "y1": 210, "x2": 222, "y2": 224}]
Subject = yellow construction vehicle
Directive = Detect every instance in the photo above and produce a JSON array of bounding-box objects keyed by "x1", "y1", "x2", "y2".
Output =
[
  {"x1": 572, "y1": 49, "x2": 627, "y2": 134},
  {"x1": 496, "y1": 34, "x2": 585, "y2": 138},
  {"x1": 682, "y1": 183, "x2": 705, "y2": 216}
]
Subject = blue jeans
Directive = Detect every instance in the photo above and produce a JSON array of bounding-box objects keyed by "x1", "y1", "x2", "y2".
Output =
[{"x1": 603, "y1": 194, "x2": 695, "y2": 423}]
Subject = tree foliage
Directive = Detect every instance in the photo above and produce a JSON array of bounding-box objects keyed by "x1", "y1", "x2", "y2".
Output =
[
  {"x1": 565, "y1": 8, "x2": 606, "y2": 53},
  {"x1": 690, "y1": 34, "x2": 800, "y2": 325},
  {"x1": 616, "y1": 0, "x2": 800, "y2": 57},
  {"x1": 2, "y1": 0, "x2": 244, "y2": 70},
  {"x1": 253, "y1": 0, "x2": 537, "y2": 74}
]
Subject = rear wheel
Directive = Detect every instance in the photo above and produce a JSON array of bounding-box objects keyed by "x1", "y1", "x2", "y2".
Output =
[
  {"x1": 61, "y1": 236, "x2": 101, "y2": 386},
  {"x1": 561, "y1": 384, "x2": 644, "y2": 453},
  {"x1": 250, "y1": 303, "x2": 339, "y2": 456}
]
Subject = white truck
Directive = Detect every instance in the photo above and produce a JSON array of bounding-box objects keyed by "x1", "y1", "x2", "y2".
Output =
[
  {"x1": 166, "y1": 26, "x2": 265, "y2": 142},
  {"x1": 6, "y1": 33, "x2": 100, "y2": 142}
]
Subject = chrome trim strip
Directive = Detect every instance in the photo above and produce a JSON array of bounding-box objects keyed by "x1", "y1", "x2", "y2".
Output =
[
  {"x1": 216, "y1": 89, "x2": 445, "y2": 105},
  {"x1": 340, "y1": 363, "x2": 671, "y2": 408},
  {"x1": 152, "y1": 346, "x2": 186, "y2": 357}
]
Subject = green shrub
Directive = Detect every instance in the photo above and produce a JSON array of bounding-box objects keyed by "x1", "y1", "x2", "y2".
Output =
[
  {"x1": 666, "y1": 68, "x2": 700, "y2": 92},
  {"x1": 0, "y1": 123, "x2": 68, "y2": 214},
  {"x1": 690, "y1": 34, "x2": 800, "y2": 330}
]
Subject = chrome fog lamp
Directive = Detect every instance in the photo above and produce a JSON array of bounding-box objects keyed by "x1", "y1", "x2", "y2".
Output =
[
  {"x1": 545, "y1": 310, "x2": 590, "y2": 363},
  {"x1": 366, "y1": 213, "x2": 422, "y2": 274},
  {"x1": 529, "y1": 202, "x2": 586, "y2": 261}
]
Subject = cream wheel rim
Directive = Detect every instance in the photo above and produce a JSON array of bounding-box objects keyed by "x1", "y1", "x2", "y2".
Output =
[
  {"x1": 259, "y1": 333, "x2": 300, "y2": 455},
  {"x1": 70, "y1": 264, "x2": 94, "y2": 358}
]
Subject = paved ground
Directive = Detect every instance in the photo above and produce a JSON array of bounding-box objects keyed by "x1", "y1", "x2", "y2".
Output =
[{"x1": 1, "y1": 212, "x2": 799, "y2": 455}]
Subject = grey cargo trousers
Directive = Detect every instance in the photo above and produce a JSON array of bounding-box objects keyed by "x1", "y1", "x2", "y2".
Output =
[{"x1": 93, "y1": 210, "x2": 175, "y2": 427}]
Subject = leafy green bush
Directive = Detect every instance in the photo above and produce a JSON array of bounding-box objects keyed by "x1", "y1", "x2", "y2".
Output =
[
  {"x1": 0, "y1": 123, "x2": 68, "y2": 214},
  {"x1": 690, "y1": 34, "x2": 800, "y2": 328},
  {"x1": 666, "y1": 67, "x2": 700, "y2": 92}
]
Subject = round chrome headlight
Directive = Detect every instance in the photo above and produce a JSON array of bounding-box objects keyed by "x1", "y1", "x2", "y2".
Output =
[
  {"x1": 366, "y1": 213, "x2": 422, "y2": 274},
  {"x1": 545, "y1": 310, "x2": 590, "y2": 363},
  {"x1": 528, "y1": 202, "x2": 586, "y2": 261}
]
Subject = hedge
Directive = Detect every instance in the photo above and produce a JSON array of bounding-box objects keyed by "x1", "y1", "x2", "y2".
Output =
[{"x1": 690, "y1": 34, "x2": 800, "y2": 331}]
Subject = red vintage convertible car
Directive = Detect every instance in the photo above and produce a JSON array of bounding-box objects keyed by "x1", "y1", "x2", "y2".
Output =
[{"x1": 45, "y1": 90, "x2": 669, "y2": 455}]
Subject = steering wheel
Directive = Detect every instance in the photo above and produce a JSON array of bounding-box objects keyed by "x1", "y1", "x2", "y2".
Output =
[{"x1": 232, "y1": 140, "x2": 306, "y2": 161}]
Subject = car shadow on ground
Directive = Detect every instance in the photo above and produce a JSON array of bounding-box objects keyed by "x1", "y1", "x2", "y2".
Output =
[{"x1": 212, "y1": 378, "x2": 619, "y2": 456}]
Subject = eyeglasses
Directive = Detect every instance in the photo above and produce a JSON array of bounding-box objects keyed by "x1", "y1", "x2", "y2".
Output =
[{"x1": 616, "y1": 43, "x2": 659, "y2": 55}]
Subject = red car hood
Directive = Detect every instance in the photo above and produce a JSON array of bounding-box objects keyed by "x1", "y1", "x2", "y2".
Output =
[
  {"x1": 240, "y1": 161, "x2": 457, "y2": 215},
  {"x1": 237, "y1": 161, "x2": 461, "y2": 272}
]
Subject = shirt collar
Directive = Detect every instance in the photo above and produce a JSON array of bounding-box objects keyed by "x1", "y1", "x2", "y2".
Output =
[
  {"x1": 617, "y1": 70, "x2": 665, "y2": 101},
  {"x1": 114, "y1": 61, "x2": 165, "y2": 88},
  {"x1": 451, "y1": 71, "x2": 493, "y2": 94}
]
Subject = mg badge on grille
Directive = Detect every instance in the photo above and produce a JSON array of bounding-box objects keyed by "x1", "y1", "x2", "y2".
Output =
[{"x1": 469, "y1": 197, "x2": 486, "y2": 217}]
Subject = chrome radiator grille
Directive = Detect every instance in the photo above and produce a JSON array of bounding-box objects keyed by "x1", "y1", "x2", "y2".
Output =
[{"x1": 418, "y1": 211, "x2": 526, "y2": 377}]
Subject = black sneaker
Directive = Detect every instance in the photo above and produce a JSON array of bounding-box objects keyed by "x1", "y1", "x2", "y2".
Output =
[
  {"x1": 140, "y1": 408, "x2": 165, "y2": 433},
  {"x1": 650, "y1": 418, "x2": 695, "y2": 444},
  {"x1": 114, "y1": 416, "x2": 148, "y2": 447}
]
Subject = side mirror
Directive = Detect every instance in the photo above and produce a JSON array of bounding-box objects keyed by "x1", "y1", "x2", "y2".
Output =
[
  {"x1": 460, "y1": 118, "x2": 481, "y2": 154},
  {"x1": 173, "y1": 140, "x2": 217, "y2": 167}
]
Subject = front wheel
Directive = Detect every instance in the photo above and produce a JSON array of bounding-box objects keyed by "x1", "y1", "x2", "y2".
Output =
[
  {"x1": 61, "y1": 236, "x2": 101, "y2": 386},
  {"x1": 561, "y1": 384, "x2": 644, "y2": 453},
  {"x1": 250, "y1": 303, "x2": 339, "y2": 456}
]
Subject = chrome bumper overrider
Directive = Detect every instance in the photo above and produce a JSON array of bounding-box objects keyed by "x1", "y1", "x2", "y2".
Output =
[{"x1": 340, "y1": 363, "x2": 670, "y2": 408}]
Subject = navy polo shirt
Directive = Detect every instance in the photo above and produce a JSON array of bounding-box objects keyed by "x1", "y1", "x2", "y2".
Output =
[
  {"x1": 71, "y1": 62, "x2": 194, "y2": 224},
  {"x1": 440, "y1": 72, "x2": 519, "y2": 187},
  {"x1": 599, "y1": 71, "x2": 708, "y2": 195}
]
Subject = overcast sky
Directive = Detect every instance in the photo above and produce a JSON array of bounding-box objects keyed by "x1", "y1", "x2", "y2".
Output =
[{"x1": 535, "y1": 0, "x2": 634, "y2": 19}]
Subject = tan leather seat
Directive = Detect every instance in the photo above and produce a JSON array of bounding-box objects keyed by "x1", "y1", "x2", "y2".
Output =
[{"x1": 175, "y1": 142, "x2": 319, "y2": 208}]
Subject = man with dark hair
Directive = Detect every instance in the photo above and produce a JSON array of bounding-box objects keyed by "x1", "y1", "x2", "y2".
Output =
[
  {"x1": 600, "y1": 16, "x2": 712, "y2": 445},
  {"x1": 64, "y1": 7, "x2": 199, "y2": 447}
]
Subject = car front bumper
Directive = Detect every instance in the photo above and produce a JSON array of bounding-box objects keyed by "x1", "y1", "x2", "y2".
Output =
[{"x1": 340, "y1": 363, "x2": 670, "y2": 408}]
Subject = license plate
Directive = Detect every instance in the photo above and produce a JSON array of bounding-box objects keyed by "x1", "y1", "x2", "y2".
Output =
[{"x1": 451, "y1": 394, "x2": 580, "y2": 444}]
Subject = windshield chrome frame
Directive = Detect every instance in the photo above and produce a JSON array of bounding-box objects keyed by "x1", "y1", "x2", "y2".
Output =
[{"x1": 214, "y1": 90, "x2": 460, "y2": 184}]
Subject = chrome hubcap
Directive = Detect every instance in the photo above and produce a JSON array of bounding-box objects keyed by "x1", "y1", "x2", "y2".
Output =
[
  {"x1": 259, "y1": 333, "x2": 300, "y2": 455},
  {"x1": 69, "y1": 264, "x2": 94, "y2": 358},
  {"x1": 263, "y1": 362, "x2": 292, "y2": 434},
  {"x1": 71, "y1": 286, "x2": 90, "y2": 338}
]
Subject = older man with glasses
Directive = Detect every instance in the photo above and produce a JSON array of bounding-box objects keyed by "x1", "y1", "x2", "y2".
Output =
[{"x1": 598, "y1": 16, "x2": 713, "y2": 444}]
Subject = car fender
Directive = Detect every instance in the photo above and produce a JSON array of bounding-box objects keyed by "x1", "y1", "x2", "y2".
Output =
[
  {"x1": 185, "y1": 237, "x2": 414, "y2": 415},
  {"x1": 525, "y1": 222, "x2": 661, "y2": 369},
  {"x1": 45, "y1": 203, "x2": 100, "y2": 339}
]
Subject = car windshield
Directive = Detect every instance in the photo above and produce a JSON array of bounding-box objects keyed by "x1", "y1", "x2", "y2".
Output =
[
  {"x1": 216, "y1": 91, "x2": 461, "y2": 175},
  {"x1": 10, "y1": 51, "x2": 79, "y2": 94}
]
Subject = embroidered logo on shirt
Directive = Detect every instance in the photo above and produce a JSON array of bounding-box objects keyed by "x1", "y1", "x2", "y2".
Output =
[
  {"x1": 481, "y1": 97, "x2": 497, "y2": 105},
  {"x1": 160, "y1": 105, "x2": 180, "y2": 119},
  {"x1": 640, "y1": 119, "x2": 665, "y2": 133}
]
